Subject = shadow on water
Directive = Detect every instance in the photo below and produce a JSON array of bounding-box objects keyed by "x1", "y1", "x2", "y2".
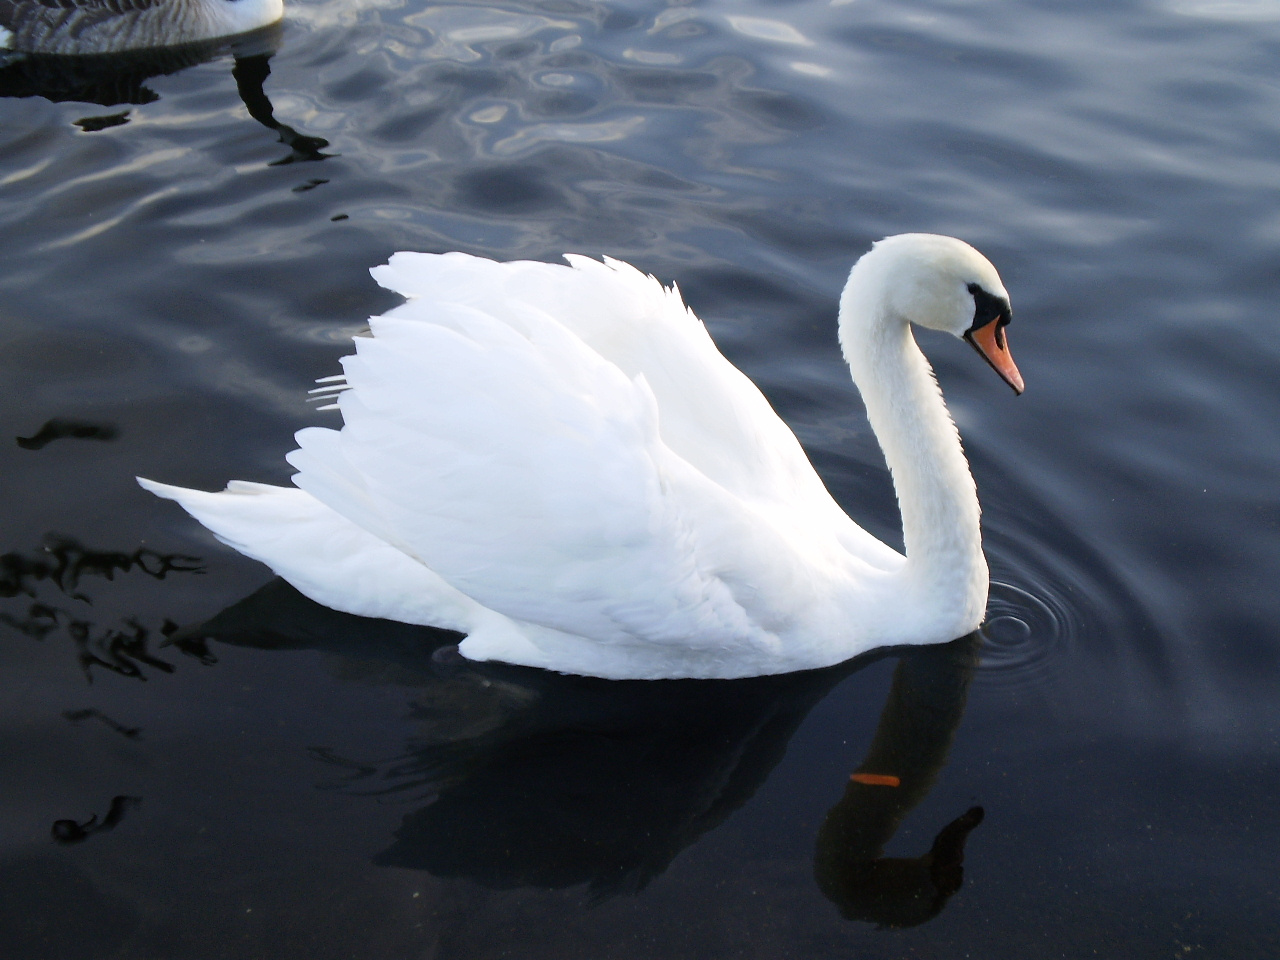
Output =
[
  {"x1": 191, "y1": 579, "x2": 985, "y2": 928},
  {"x1": 0, "y1": 23, "x2": 331, "y2": 164}
]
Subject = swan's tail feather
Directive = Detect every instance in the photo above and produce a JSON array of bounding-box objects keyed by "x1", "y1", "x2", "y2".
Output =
[
  {"x1": 136, "y1": 476, "x2": 477, "y2": 633},
  {"x1": 137, "y1": 477, "x2": 306, "y2": 555}
]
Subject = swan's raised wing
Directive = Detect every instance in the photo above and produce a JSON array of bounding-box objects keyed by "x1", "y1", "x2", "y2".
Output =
[
  {"x1": 368, "y1": 253, "x2": 899, "y2": 569},
  {"x1": 288, "y1": 291, "x2": 846, "y2": 661}
]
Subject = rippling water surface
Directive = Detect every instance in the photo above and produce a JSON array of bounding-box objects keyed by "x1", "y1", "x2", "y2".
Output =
[{"x1": 3, "y1": 0, "x2": 1279, "y2": 956}]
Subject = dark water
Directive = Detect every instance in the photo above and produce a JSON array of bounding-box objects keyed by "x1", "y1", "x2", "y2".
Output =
[{"x1": 3, "y1": 0, "x2": 1279, "y2": 956}]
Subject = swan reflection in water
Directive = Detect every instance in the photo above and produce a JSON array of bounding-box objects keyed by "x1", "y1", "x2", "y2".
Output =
[
  {"x1": 0, "y1": 24, "x2": 330, "y2": 164},
  {"x1": 193, "y1": 579, "x2": 985, "y2": 928}
]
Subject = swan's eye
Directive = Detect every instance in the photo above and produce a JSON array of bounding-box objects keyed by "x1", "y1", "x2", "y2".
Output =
[{"x1": 965, "y1": 283, "x2": 1011, "y2": 345}]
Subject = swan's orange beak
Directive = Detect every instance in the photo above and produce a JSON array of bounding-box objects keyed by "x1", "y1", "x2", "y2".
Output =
[{"x1": 965, "y1": 318, "x2": 1024, "y2": 395}]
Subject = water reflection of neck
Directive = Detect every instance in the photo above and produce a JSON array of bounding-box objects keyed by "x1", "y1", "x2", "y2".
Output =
[{"x1": 814, "y1": 635, "x2": 983, "y2": 928}]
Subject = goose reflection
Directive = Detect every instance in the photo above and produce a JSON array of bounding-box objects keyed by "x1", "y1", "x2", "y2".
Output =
[
  {"x1": 195, "y1": 580, "x2": 984, "y2": 926},
  {"x1": 0, "y1": 24, "x2": 330, "y2": 164}
]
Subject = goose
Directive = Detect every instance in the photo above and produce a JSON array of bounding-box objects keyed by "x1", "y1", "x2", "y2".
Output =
[
  {"x1": 140, "y1": 234, "x2": 1023, "y2": 680},
  {"x1": 0, "y1": 0, "x2": 281, "y2": 56}
]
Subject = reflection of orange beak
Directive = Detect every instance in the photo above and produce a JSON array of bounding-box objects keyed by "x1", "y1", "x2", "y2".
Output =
[{"x1": 965, "y1": 318, "x2": 1024, "y2": 394}]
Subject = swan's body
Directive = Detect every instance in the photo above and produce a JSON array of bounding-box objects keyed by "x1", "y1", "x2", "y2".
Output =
[
  {"x1": 141, "y1": 234, "x2": 1022, "y2": 680},
  {"x1": 0, "y1": 0, "x2": 281, "y2": 55}
]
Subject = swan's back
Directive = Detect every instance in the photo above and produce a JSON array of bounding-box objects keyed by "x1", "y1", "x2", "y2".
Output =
[{"x1": 1, "y1": 0, "x2": 281, "y2": 54}]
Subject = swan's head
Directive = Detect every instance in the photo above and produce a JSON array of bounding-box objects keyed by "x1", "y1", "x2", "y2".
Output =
[{"x1": 848, "y1": 234, "x2": 1024, "y2": 394}]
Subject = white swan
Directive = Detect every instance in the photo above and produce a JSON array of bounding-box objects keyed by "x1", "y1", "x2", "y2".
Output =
[
  {"x1": 140, "y1": 234, "x2": 1023, "y2": 680},
  {"x1": 0, "y1": 0, "x2": 281, "y2": 55}
]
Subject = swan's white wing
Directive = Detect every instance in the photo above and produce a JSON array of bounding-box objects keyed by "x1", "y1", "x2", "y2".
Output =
[
  {"x1": 289, "y1": 296, "x2": 826, "y2": 658},
  {"x1": 369, "y1": 253, "x2": 900, "y2": 569}
]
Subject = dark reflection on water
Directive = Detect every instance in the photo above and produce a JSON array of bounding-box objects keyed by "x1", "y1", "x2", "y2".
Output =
[
  {"x1": 0, "y1": 535, "x2": 202, "y2": 602},
  {"x1": 0, "y1": 42, "x2": 235, "y2": 107},
  {"x1": 815, "y1": 644, "x2": 983, "y2": 928},
  {"x1": 230, "y1": 52, "x2": 332, "y2": 165},
  {"x1": 51, "y1": 796, "x2": 141, "y2": 846},
  {"x1": 1, "y1": 535, "x2": 203, "y2": 679},
  {"x1": 61, "y1": 708, "x2": 142, "y2": 740},
  {"x1": 16, "y1": 417, "x2": 119, "y2": 450},
  {"x1": 196, "y1": 580, "x2": 984, "y2": 925},
  {"x1": 0, "y1": 24, "x2": 329, "y2": 164},
  {"x1": 0, "y1": 26, "x2": 281, "y2": 106}
]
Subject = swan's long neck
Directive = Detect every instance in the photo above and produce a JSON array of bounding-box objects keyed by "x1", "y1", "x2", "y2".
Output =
[{"x1": 838, "y1": 269, "x2": 987, "y2": 624}]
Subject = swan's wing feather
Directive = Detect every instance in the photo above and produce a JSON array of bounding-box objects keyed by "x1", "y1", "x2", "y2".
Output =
[
  {"x1": 285, "y1": 420, "x2": 421, "y2": 562},
  {"x1": 293, "y1": 300, "x2": 778, "y2": 651},
  {"x1": 368, "y1": 252, "x2": 899, "y2": 568},
  {"x1": 369, "y1": 253, "x2": 779, "y2": 498}
]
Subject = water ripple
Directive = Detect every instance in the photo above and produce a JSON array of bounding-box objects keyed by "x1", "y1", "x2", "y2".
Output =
[
  {"x1": 969, "y1": 456, "x2": 1167, "y2": 696},
  {"x1": 977, "y1": 580, "x2": 1072, "y2": 691}
]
